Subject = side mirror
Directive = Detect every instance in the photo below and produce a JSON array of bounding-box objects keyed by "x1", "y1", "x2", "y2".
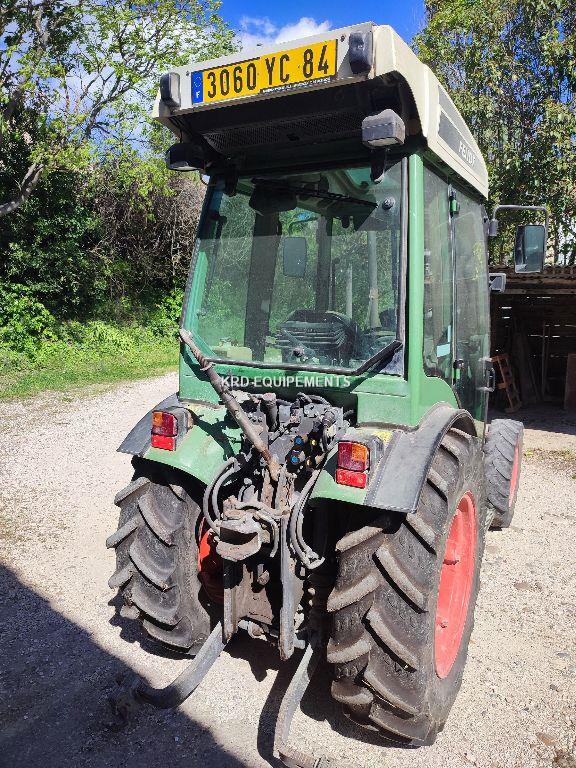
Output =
[
  {"x1": 489, "y1": 273, "x2": 507, "y2": 293},
  {"x1": 282, "y1": 237, "x2": 308, "y2": 277},
  {"x1": 514, "y1": 224, "x2": 546, "y2": 273}
]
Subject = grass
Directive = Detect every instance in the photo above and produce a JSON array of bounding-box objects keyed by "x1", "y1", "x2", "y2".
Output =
[{"x1": 0, "y1": 335, "x2": 178, "y2": 399}]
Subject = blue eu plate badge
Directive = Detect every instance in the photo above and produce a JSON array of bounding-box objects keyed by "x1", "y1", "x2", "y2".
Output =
[{"x1": 192, "y1": 71, "x2": 203, "y2": 104}]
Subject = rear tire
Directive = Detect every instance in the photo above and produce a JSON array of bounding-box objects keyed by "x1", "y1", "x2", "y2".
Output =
[
  {"x1": 484, "y1": 419, "x2": 523, "y2": 529},
  {"x1": 106, "y1": 460, "x2": 216, "y2": 654},
  {"x1": 327, "y1": 428, "x2": 487, "y2": 745}
]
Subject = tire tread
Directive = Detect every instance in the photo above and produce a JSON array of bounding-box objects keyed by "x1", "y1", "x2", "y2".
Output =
[{"x1": 327, "y1": 427, "x2": 487, "y2": 744}]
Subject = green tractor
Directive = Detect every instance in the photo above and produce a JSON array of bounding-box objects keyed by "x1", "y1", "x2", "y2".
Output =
[{"x1": 107, "y1": 22, "x2": 545, "y2": 762}]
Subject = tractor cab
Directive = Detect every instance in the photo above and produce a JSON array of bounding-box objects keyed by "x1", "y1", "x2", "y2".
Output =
[
  {"x1": 188, "y1": 162, "x2": 402, "y2": 373},
  {"x1": 154, "y1": 22, "x2": 495, "y2": 425}
]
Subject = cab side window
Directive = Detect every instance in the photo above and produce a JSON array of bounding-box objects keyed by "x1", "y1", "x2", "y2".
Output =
[
  {"x1": 453, "y1": 193, "x2": 490, "y2": 420},
  {"x1": 423, "y1": 167, "x2": 452, "y2": 382}
]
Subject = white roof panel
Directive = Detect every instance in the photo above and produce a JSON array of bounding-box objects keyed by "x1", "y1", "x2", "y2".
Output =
[{"x1": 153, "y1": 23, "x2": 488, "y2": 198}]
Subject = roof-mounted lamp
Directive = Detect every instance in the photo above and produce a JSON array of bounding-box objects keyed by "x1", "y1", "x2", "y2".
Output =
[{"x1": 362, "y1": 109, "x2": 405, "y2": 183}]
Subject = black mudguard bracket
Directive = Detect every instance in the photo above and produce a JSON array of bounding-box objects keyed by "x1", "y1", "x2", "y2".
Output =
[{"x1": 365, "y1": 403, "x2": 476, "y2": 514}]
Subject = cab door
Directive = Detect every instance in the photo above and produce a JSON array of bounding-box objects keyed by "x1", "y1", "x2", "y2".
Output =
[{"x1": 450, "y1": 188, "x2": 491, "y2": 424}]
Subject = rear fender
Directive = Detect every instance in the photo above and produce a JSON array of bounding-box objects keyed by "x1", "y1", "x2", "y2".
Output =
[
  {"x1": 118, "y1": 393, "x2": 179, "y2": 456},
  {"x1": 118, "y1": 395, "x2": 241, "y2": 486},
  {"x1": 309, "y1": 403, "x2": 477, "y2": 514}
]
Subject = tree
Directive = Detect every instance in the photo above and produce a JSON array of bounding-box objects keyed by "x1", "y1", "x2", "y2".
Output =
[
  {"x1": 415, "y1": 0, "x2": 576, "y2": 263},
  {"x1": 0, "y1": 0, "x2": 234, "y2": 217}
]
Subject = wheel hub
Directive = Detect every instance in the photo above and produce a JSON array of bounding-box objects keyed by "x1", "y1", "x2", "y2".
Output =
[
  {"x1": 434, "y1": 492, "x2": 477, "y2": 679},
  {"x1": 198, "y1": 522, "x2": 224, "y2": 604},
  {"x1": 509, "y1": 444, "x2": 520, "y2": 507}
]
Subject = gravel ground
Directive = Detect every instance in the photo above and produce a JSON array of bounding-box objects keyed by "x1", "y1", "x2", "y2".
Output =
[{"x1": 0, "y1": 374, "x2": 575, "y2": 768}]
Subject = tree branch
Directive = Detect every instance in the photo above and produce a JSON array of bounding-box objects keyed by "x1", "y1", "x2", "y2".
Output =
[
  {"x1": 0, "y1": 163, "x2": 44, "y2": 217},
  {"x1": 0, "y1": 87, "x2": 24, "y2": 130}
]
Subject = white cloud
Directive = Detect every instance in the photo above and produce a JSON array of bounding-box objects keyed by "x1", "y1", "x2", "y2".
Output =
[
  {"x1": 275, "y1": 18, "x2": 331, "y2": 43},
  {"x1": 237, "y1": 16, "x2": 332, "y2": 53}
]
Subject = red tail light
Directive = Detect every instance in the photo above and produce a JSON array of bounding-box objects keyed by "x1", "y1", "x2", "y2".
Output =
[
  {"x1": 336, "y1": 441, "x2": 369, "y2": 488},
  {"x1": 335, "y1": 467, "x2": 368, "y2": 489},
  {"x1": 151, "y1": 434, "x2": 176, "y2": 450},
  {"x1": 151, "y1": 410, "x2": 178, "y2": 450},
  {"x1": 337, "y1": 442, "x2": 369, "y2": 472},
  {"x1": 152, "y1": 411, "x2": 178, "y2": 436}
]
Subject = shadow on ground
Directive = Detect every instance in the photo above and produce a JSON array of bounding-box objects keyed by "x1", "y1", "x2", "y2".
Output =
[
  {"x1": 0, "y1": 563, "x2": 250, "y2": 768},
  {"x1": 0, "y1": 564, "x2": 390, "y2": 768},
  {"x1": 490, "y1": 403, "x2": 576, "y2": 439}
]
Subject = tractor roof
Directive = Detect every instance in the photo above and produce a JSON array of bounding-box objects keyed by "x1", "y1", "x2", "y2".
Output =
[{"x1": 154, "y1": 22, "x2": 488, "y2": 198}]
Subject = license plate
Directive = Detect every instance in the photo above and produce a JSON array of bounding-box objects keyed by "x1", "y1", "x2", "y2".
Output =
[{"x1": 192, "y1": 40, "x2": 337, "y2": 105}]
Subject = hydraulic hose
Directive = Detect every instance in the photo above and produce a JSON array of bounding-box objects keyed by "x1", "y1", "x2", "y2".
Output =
[
  {"x1": 289, "y1": 470, "x2": 324, "y2": 570},
  {"x1": 211, "y1": 460, "x2": 239, "y2": 524},
  {"x1": 179, "y1": 328, "x2": 280, "y2": 480},
  {"x1": 296, "y1": 392, "x2": 330, "y2": 405},
  {"x1": 202, "y1": 457, "x2": 236, "y2": 533}
]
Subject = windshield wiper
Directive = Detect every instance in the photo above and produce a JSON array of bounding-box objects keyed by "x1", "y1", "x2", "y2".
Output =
[
  {"x1": 355, "y1": 339, "x2": 402, "y2": 376},
  {"x1": 251, "y1": 178, "x2": 376, "y2": 209}
]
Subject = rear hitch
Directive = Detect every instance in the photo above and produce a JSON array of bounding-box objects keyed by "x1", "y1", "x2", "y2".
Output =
[
  {"x1": 108, "y1": 621, "x2": 226, "y2": 727},
  {"x1": 109, "y1": 623, "x2": 349, "y2": 768}
]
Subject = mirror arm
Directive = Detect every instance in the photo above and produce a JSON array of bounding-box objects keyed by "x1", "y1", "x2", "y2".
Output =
[{"x1": 489, "y1": 204, "x2": 549, "y2": 241}]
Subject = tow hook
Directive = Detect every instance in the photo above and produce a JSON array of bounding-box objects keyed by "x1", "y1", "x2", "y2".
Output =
[{"x1": 216, "y1": 514, "x2": 262, "y2": 561}]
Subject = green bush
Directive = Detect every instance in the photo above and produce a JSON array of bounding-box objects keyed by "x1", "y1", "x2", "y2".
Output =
[
  {"x1": 147, "y1": 288, "x2": 184, "y2": 338},
  {"x1": 0, "y1": 282, "x2": 57, "y2": 356},
  {"x1": 0, "y1": 277, "x2": 182, "y2": 360},
  {"x1": 0, "y1": 317, "x2": 179, "y2": 399}
]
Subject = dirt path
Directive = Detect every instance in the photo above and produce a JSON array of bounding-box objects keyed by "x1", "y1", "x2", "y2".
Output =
[{"x1": 0, "y1": 375, "x2": 575, "y2": 768}]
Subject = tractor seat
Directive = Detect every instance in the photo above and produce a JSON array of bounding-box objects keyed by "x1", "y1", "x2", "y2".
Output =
[{"x1": 276, "y1": 310, "x2": 359, "y2": 365}]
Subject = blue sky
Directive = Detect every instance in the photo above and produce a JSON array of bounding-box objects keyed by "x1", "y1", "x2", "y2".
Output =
[{"x1": 221, "y1": 2, "x2": 425, "y2": 50}]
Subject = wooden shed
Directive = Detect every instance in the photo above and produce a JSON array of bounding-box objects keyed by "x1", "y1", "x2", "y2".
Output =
[{"x1": 491, "y1": 265, "x2": 576, "y2": 410}]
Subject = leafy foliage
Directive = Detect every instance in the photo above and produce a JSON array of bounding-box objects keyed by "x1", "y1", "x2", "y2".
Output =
[
  {"x1": 0, "y1": 1, "x2": 232, "y2": 395},
  {"x1": 0, "y1": 281, "x2": 57, "y2": 353},
  {"x1": 0, "y1": 0, "x2": 234, "y2": 214},
  {"x1": 415, "y1": 0, "x2": 576, "y2": 263},
  {"x1": 0, "y1": 275, "x2": 183, "y2": 398}
]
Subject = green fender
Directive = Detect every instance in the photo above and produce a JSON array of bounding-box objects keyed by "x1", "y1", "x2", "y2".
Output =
[
  {"x1": 119, "y1": 396, "x2": 242, "y2": 486},
  {"x1": 309, "y1": 403, "x2": 477, "y2": 513},
  {"x1": 120, "y1": 400, "x2": 476, "y2": 510}
]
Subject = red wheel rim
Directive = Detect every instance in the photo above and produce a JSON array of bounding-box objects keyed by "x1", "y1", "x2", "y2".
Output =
[
  {"x1": 198, "y1": 521, "x2": 224, "y2": 604},
  {"x1": 434, "y1": 492, "x2": 477, "y2": 679},
  {"x1": 508, "y1": 444, "x2": 520, "y2": 507}
]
